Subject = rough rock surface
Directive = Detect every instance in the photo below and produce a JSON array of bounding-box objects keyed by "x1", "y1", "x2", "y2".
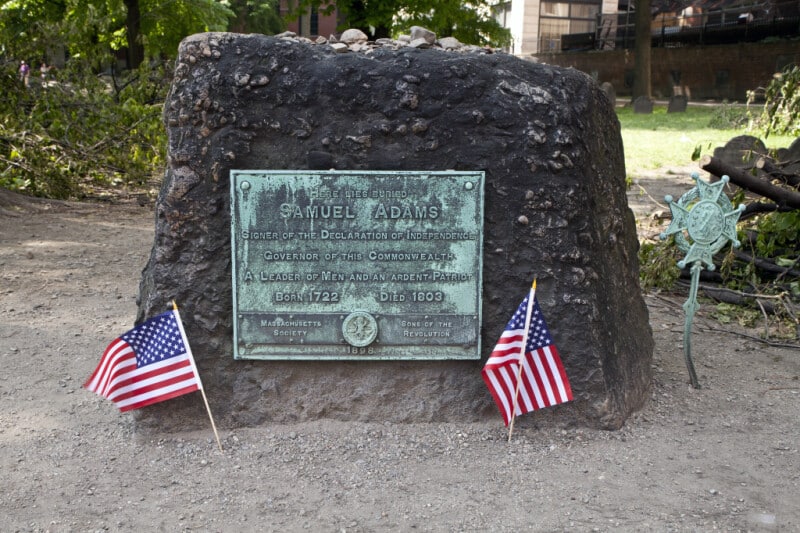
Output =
[{"x1": 136, "y1": 32, "x2": 652, "y2": 432}]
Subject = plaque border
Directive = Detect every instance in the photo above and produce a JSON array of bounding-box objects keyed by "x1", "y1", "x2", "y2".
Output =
[{"x1": 230, "y1": 170, "x2": 485, "y2": 361}]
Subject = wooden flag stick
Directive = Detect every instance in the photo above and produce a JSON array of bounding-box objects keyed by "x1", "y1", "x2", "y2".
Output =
[
  {"x1": 173, "y1": 301, "x2": 224, "y2": 453},
  {"x1": 508, "y1": 279, "x2": 537, "y2": 443},
  {"x1": 199, "y1": 384, "x2": 224, "y2": 453}
]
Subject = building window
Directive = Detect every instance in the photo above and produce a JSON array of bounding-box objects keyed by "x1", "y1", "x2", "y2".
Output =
[
  {"x1": 494, "y1": 1, "x2": 512, "y2": 27},
  {"x1": 539, "y1": 19, "x2": 570, "y2": 51},
  {"x1": 570, "y1": 3, "x2": 599, "y2": 18},
  {"x1": 542, "y1": 2, "x2": 570, "y2": 17},
  {"x1": 310, "y1": 7, "x2": 318, "y2": 35},
  {"x1": 540, "y1": 0, "x2": 601, "y2": 51}
]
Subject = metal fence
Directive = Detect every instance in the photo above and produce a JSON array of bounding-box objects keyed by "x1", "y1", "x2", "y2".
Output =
[{"x1": 561, "y1": 6, "x2": 800, "y2": 51}]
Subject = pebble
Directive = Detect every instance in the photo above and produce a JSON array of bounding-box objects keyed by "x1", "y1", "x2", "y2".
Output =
[
  {"x1": 259, "y1": 25, "x2": 497, "y2": 55},
  {"x1": 410, "y1": 26, "x2": 437, "y2": 44},
  {"x1": 340, "y1": 29, "x2": 368, "y2": 44}
]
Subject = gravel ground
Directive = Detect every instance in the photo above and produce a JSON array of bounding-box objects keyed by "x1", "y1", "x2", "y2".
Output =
[{"x1": 1, "y1": 188, "x2": 798, "y2": 532}]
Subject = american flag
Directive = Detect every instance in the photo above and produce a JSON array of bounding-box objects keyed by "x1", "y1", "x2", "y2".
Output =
[
  {"x1": 482, "y1": 292, "x2": 573, "y2": 426},
  {"x1": 84, "y1": 310, "x2": 202, "y2": 412}
]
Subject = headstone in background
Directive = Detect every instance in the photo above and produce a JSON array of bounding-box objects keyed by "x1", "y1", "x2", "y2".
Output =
[
  {"x1": 713, "y1": 135, "x2": 768, "y2": 168},
  {"x1": 600, "y1": 81, "x2": 616, "y2": 108},
  {"x1": 775, "y1": 137, "x2": 800, "y2": 176},
  {"x1": 667, "y1": 94, "x2": 688, "y2": 113},
  {"x1": 633, "y1": 96, "x2": 653, "y2": 114}
]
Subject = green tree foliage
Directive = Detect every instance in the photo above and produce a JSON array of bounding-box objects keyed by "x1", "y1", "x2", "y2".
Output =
[
  {"x1": 0, "y1": 0, "x2": 233, "y2": 67},
  {"x1": 227, "y1": 0, "x2": 285, "y2": 35},
  {"x1": 0, "y1": 61, "x2": 168, "y2": 198},
  {"x1": 0, "y1": 0, "x2": 72, "y2": 61},
  {"x1": 134, "y1": 0, "x2": 232, "y2": 60},
  {"x1": 289, "y1": 0, "x2": 510, "y2": 47},
  {"x1": 394, "y1": 0, "x2": 510, "y2": 47},
  {"x1": 758, "y1": 66, "x2": 800, "y2": 138},
  {"x1": 0, "y1": 0, "x2": 235, "y2": 199}
]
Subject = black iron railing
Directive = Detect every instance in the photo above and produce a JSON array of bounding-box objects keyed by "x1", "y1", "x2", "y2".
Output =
[{"x1": 560, "y1": 7, "x2": 800, "y2": 51}]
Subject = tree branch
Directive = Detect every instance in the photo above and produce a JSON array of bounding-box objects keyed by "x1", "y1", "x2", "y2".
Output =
[
  {"x1": 733, "y1": 250, "x2": 800, "y2": 278},
  {"x1": 700, "y1": 155, "x2": 800, "y2": 209},
  {"x1": 677, "y1": 280, "x2": 780, "y2": 313},
  {"x1": 740, "y1": 202, "x2": 795, "y2": 219},
  {"x1": 756, "y1": 157, "x2": 800, "y2": 189}
]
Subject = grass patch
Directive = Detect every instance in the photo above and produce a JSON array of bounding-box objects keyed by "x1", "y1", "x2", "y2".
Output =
[{"x1": 617, "y1": 105, "x2": 796, "y2": 175}]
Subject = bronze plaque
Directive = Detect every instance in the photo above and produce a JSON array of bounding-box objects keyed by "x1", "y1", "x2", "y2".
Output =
[{"x1": 230, "y1": 170, "x2": 484, "y2": 360}]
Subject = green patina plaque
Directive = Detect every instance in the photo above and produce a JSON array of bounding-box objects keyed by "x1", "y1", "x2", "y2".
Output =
[{"x1": 230, "y1": 170, "x2": 485, "y2": 360}]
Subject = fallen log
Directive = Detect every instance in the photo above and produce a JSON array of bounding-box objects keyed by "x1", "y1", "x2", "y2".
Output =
[
  {"x1": 733, "y1": 250, "x2": 800, "y2": 279},
  {"x1": 740, "y1": 202, "x2": 794, "y2": 219},
  {"x1": 701, "y1": 285, "x2": 779, "y2": 314},
  {"x1": 755, "y1": 157, "x2": 800, "y2": 189},
  {"x1": 679, "y1": 268, "x2": 722, "y2": 283},
  {"x1": 700, "y1": 155, "x2": 800, "y2": 209},
  {"x1": 675, "y1": 280, "x2": 784, "y2": 313}
]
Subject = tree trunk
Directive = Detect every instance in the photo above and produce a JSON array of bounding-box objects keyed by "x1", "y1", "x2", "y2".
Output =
[
  {"x1": 124, "y1": 0, "x2": 145, "y2": 69},
  {"x1": 344, "y1": 0, "x2": 391, "y2": 39},
  {"x1": 632, "y1": 0, "x2": 652, "y2": 99}
]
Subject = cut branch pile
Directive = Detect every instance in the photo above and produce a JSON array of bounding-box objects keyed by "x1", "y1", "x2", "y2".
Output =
[
  {"x1": 692, "y1": 136, "x2": 799, "y2": 334},
  {"x1": 0, "y1": 66, "x2": 167, "y2": 200}
]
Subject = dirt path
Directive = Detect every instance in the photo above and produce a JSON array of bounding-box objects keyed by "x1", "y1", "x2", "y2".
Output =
[{"x1": 1, "y1": 185, "x2": 798, "y2": 532}]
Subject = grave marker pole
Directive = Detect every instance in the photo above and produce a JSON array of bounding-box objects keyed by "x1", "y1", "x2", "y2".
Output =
[{"x1": 660, "y1": 174, "x2": 745, "y2": 388}]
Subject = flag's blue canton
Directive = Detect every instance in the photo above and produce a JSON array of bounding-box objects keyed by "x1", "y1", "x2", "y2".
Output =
[
  {"x1": 509, "y1": 296, "x2": 554, "y2": 351},
  {"x1": 121, "y1": 312, "x2": 186, "y2": 368}
]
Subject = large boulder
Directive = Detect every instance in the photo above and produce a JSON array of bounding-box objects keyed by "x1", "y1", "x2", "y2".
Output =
[{"x1": 135, "y1": 32, "x2": 652, "y2": 431}]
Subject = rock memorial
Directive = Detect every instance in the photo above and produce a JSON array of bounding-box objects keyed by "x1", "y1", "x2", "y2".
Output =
[{"x1": 135, "y1": 31, "x2": 653, "y2": 432}]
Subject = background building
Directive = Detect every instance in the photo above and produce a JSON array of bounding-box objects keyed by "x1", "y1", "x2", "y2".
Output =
[
  {"x1": 281, "y1": 1, "x2": 341, "y2": 38},
  {"x1": 497, "y1": 0, "x2": 800, "y2": 56},
  {"x1": 496, "y1": 0, "x2": 618, "y2": 55}
]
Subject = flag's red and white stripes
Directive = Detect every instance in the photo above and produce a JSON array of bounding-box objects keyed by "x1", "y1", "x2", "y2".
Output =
[
  {"x1": 84, "y1": 310, "x2": 202, "y2": 412},
  {"x1": 482, "y1": 343, "x2": 572, "y2": 426},
  {"x1": 481, "y1": 291, "x2": 573, "y2": 426}
]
